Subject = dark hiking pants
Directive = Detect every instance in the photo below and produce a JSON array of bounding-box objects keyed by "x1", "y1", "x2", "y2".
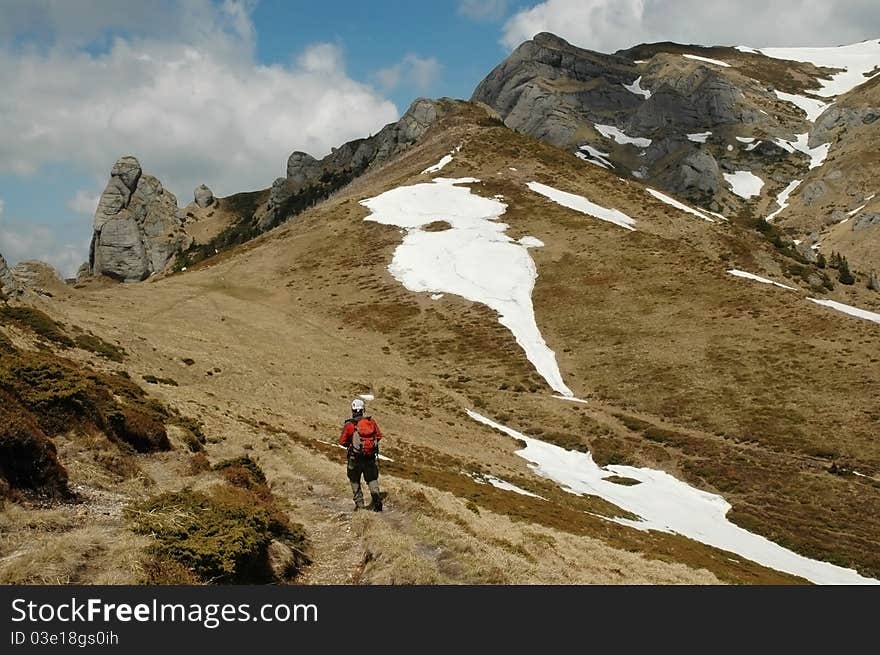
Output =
[{"x1": 347, "y1": 452, "x2": 380, "y2": 507}]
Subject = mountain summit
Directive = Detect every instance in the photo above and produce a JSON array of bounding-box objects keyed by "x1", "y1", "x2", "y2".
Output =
[{"x1": 473, "y1": 34, "x2": 880, "y2": 272}]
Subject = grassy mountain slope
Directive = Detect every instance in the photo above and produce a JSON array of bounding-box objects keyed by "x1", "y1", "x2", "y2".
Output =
[{"x1": 10, "y1": 101, "x2": 872, "y2": 584}]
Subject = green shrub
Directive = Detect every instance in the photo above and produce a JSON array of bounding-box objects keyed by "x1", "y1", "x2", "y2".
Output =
[
  {"x1": 0, "y1": 306, "x2": 73, "y2": 348},
  {"x1": 0, "y1": 389, "x2": 70, "y2": 498},
  {"x1": 143, "y1": 374, "x2": 179, "y2": 386},
  {"x1": 128, "y1": 486, "x2": 308, "y2": 584},
  {"x1": 0, "y1": 349, "x2": 172, "y2": 453},
  {"x1": 74, "y1": 333, "x2": 125, "y2": 362},
  {"x1": 214, "y1": 455, "x2": 267, "y2": 490}
]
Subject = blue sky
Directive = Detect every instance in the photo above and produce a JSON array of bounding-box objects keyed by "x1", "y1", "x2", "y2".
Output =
[{"x1": 1, "y1": 0, "x2": 878, "y2": 276}]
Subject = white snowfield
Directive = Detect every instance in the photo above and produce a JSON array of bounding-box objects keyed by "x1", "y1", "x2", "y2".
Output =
[
  {"x1": 471, "y1": 473, "x2": 544, "y2": 499},
  {"x1": 808, "y1": 298, "x2": 880, "y2": 325},
  {"x1": 723, "y1": 170, "x2": 765, "y2": 199},
  {"x1": 687, "y1": 131, "x2": 712, "y2": 143},
  {"x1": 727, "y1": 269, "x2": 796, "y2": 290},
  {"x1": 773, "y1": 133, "x2": 829, "y2": 170},
  {"x1": 647, "y1": 188, "x2": 714, "y2": 222},
  {"x1": 683, "y1": 53, "x2": 731, "y2": 67},
  {"x1": 594, "y1": 123, "x2": 652, "y2": 148},
  {"x1": 361, "y1": 177, "x2": 573, "y2": 397},
  {"x1": 622, "y1": 75, "x2": 652, "y2": 99},
  {"x1": 466, "y1": 410, "x2": 878, "y2": 585},
  {"x1": 576, "y1": 144, "x2": 613, "y2": 169},
  {"x1": 773, "y1": 90, "x2": 829, "y2": 123},
  {"x1": 729, "y1": 270, "x2": 880, "y2": 326},
  {"x1": 421, "y1": 154, "x2": 453, "y2": 175},
  {"x1": 766, "y1": 179, "x2": 802, "y2": 222},
  {"x1": 527, "y1": 181, "x2": 636, "y2": 231},
  {"x1": 741, "y1": 40, "x2": 880, "y2": 98}
]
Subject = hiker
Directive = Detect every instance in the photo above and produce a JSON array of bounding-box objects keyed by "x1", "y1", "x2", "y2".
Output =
[{"x1": 339, "y1": 398, "x2": 384, "y2": 511}]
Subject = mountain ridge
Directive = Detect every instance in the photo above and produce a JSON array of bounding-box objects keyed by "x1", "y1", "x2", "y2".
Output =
[{"x1": 3, "y1": 37, "x2": 880, "y2": 586}]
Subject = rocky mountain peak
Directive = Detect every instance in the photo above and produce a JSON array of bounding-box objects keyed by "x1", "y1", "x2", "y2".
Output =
[
  {"x1": 89, "y1": 156, "x2": 190, "y2": 282},
  {"x1": 0, "y1": 251, "x2": 21, "y2": 298}
]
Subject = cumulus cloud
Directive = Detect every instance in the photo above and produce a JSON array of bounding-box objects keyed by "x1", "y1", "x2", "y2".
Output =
[
  {"x1": 502, "y1": 0, "x2": 880, "y2": 52},
  {"x1": 457, "y1": 0, "x2": 510, "y2": 22},
  {"x1": 66, "y1": 190, "x2": 101, "y2": 216},
  {"x1": 0, "y1": 216, "x2": 90, "y2": 278},
  {"x1": 375, "y1": 54, "x2": 442, "y2": 93},
  {"x1": 0, "y1": 1, "x2": 399, "y2": 202}
]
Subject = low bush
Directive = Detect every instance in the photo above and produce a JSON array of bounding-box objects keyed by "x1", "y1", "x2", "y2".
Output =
[{"x1": 128, "y1": 485, "x2": 308, "y2": 584}]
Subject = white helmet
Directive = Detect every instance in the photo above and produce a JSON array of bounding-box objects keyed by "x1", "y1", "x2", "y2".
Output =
[{"x1": 351, "y1": 398, "x2": 365, "y2": 414}]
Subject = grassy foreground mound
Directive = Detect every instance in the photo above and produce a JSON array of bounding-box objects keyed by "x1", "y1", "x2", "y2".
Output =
[{"x1": 128, "y1": 456, "x2": 309, "y2": 584}]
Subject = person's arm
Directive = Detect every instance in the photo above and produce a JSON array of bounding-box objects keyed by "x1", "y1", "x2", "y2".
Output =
[
  {"x1": 339, "y1": 422, "x2": 353, "y2": 447},
  {"x1": 373, "y1": 420, "x2": 383, "y2": 441}
]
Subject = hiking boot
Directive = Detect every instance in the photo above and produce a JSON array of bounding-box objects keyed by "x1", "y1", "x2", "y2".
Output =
[{"x1": 370, "y1": 493, "x2": 383, "y2": 512}]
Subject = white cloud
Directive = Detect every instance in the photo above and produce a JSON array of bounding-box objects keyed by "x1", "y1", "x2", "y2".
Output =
[
  {"x1": 0, "y1": 2, "x2": 399, "y2": 204},
  {"x1": 502, "y1": 0, "x2": 880, "y2": 52},
  {"x1": 375, "y1": 54, "x2": 442, "y2": 93},
  {"x1": 457, "y1": 0, "x2": 510, "y2": 21},
  {"x1": 0, "y1": 217, "x2": 90, "y2": 278},
  {"x1": 296, "y1": 41, "x2": 346, "y2": 75},
  {"x1": 66, "y1": 190, "x2": 101, "y2": 216}
]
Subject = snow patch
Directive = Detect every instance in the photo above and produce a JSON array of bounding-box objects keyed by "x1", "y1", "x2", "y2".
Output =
[
  {"x1": 471, "y1": 472, "x2": 544, "y2": 499},
  {"x1": 736, "y1": 136, "x2": 756, "y2": 144},
  {"x1": 774, "y1": 90, "x2": 830, "y2": 122},
  {"x1": 359, "y1": 394, "x2": 375, "y2": 401},
  {"x1": 361, "y1": 177, "x2": 573, "y2": 397},
  {"x1": 430, "y1": 293, "x2": 444, "y2": 300},
  {"x1": 742, "y1": 40, "x2": 880, "y2": 98},
  {"x1": 576, "y1": 144, "x2": 613, "y2": 169},
  {"x1": 766, "y1": 179, "x2": 802, "y2": 222},
  {"x1": 527, "y1": 181, "x2": 636, "y2": 231},
  {"x1": 745, "y1": 140, "x2": 762, "y2": 151},
  {"x1": 518, "y1": 236, "x2": 545, "y2": 248},
  {"x1": 807, "y1": 298, "x2": 880, "y2": 325},
  {"x1": 687, "y1": 131, "x2": 712, "y2": 143},
  {"x1": 647, "y1": 188, "x2": 714, "y2": 222},
  {"x1": 723, "y1": 170, "x2": 765, "y2": 199},
  {"x1": 848, "y1": 204, "x2": 867, "y2": 217},
  {"x1": 594, "y1": 123, "x2": 652, "y2": 148},
  {"x1": 466, "y1": 410, "x2": 877, "y2": 585},
  {"x1": 622, "y1": 75, "x2": 651, "y2": 99},
  {"x1": 773, "y1": 133, "x2": 830, "y2": 170},
  {"x1": 683, "y1": 54, "x2": 731, "y2": 67},
  {"x1": 727, "y1": 269, "x2": 796, "y2": 290},
  {"x1": 421, "y1": 154, "x2": 453, "y2": 175},
  {"x1": 553, "y1": 395, "x2": 589, "y2": 405}
]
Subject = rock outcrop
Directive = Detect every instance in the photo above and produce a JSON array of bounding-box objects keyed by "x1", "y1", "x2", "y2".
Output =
[
  {"x1": 0, "y1": 252, "x2": 21, "y2": 298},
  {"x1": 470, "y1": 33, "x2": 830, "y2": 213},
  {"x1": 676, "y1": 150, "x2": 722, "y2": 195},
  {"x1": 11, "y1": 261, "x2": 66, "y2": 296},
  {"x1": 89, "y1": 157, "x2": 190, "y2": 281},
  {"x1": 255, "y1": 98, "x2": 444, "y2": 230},
  {"x1": 852, "y1": 212, "x2": 880, "y2": 232},
  {"x1": 194, "y1": 184, "x2": 214, "y2": 208}
]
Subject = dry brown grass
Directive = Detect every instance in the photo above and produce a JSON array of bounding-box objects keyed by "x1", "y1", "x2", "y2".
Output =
[{"x1": 15, "y1": 100, "x2": 876, "y2": 584}]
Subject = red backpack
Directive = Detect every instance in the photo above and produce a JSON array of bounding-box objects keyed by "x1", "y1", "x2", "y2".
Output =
[{"x1": 351, "y1": 417, "x2": 378, "y2": 456}]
